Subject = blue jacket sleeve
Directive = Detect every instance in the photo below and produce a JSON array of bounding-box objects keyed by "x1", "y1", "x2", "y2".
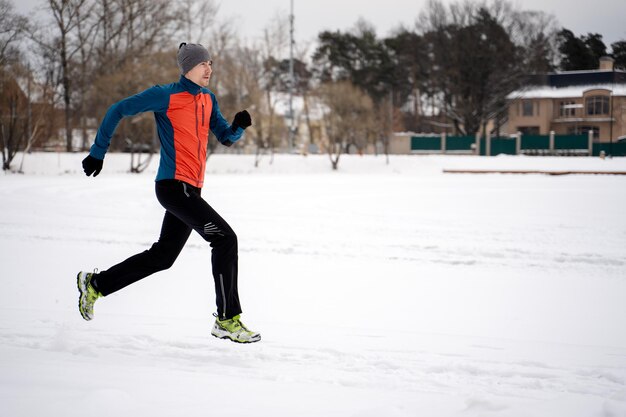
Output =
[
  {"x1": 90, "y1": 85, "x2": 170, "y2": 160},
  {"x1": 209, "y1": 92, "x2": 244, "y2": 147}
]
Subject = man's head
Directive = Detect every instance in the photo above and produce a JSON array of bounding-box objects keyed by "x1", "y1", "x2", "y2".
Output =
[{"x1": 178, "y1": 42, "x2": 212, "y2": 87}]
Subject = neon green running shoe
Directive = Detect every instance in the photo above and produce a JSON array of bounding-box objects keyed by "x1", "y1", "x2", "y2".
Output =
[
  {"x1": 211, "y1": 314, "x2": 261, "y2": 343},
  {"x1": 77, "y1": 271, "x2": 102, "y2": 321}
]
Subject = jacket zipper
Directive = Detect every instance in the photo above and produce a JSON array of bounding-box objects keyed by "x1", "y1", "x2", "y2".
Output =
[{"x1": 195, "y1": 95, "x2": 202, "y2": 183}]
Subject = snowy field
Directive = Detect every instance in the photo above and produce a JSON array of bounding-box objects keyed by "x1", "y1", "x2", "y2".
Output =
[{"x1": 1, "y1": 153, "x2": 626, "y2": 417}]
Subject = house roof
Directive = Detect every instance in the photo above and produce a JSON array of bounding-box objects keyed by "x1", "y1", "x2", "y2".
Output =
[
  {"x1": 508, "y1": 84, "x2": 626, "y2": 100},
  {"x1": 272, "y1": 92, "x2": 328, "y2": 120},
  {"x1": 510, "y1": 67, "x2": 626, "y2": 100},
  {"x1": 526, "y1": 69, "x2": 626, "y2": 87}
]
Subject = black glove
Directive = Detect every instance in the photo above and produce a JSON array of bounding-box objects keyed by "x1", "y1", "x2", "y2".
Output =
[
  {"x1": 231, "y1": 110, "x2": 252, "y2": 132},
  {"x1": 82, "y1": 155, "x2": 103, "y2": 177}
]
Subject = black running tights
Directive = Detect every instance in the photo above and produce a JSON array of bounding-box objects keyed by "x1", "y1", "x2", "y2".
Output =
[{"x1": 93, "y1": 179, "x2": 241, "y2": 319}]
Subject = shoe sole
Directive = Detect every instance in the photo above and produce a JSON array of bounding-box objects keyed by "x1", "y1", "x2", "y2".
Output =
[
  {"x1": 76, "y1": 272, "x2": 92, "y2": 321},
  {"x1": 211, "y1": 329, "x2": 261, "y2": 344}
]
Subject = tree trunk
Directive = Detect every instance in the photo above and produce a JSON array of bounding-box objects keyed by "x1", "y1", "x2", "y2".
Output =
[
  {"x1": 302, "y1": 92, "x2": 314, "y2": 154},
  {"x1": 61, "y1": 30, "x2": 72, "y2": 152},
  {"x1": 328, "y1": 142, "x2": 340, "y2": 170}
]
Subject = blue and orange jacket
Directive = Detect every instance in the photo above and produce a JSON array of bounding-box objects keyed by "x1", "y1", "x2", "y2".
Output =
[{"x1": 90, "y1": 75, "x2": 244, "y2": 188}]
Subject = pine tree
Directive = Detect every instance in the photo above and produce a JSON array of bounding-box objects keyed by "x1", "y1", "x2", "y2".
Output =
[
  {"x1": 611, "y1": 41, "x2": 626, "y2": 70},
  {"x1": 557, "y1": 29, "x2": 607, "y2": 70}
]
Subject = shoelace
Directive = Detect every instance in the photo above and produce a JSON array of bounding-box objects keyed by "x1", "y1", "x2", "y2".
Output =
[
  {"x1": 234, "y1": 318, "x2": 249, "y2": 331},
  {"x1": 213, "y1": 313, "x2": 243, "y2": 331}
]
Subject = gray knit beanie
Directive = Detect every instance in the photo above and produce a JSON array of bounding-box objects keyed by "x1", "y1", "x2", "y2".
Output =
[{"x1": 177, "y1": 43, "x2": 211, "y2": 75}]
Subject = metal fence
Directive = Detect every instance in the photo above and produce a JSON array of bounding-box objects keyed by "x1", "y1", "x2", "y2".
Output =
[{"x1": 410, "y1": 132, "x2": 626, "y2": 156}]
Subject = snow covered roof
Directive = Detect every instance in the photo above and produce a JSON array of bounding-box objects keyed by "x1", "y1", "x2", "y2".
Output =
[
  {"x1": 272, "y1": 92, "x2": 328, "y2": 120},
  {"x1": 508, "y1": 84, "x2": 626, "y2": 100}
]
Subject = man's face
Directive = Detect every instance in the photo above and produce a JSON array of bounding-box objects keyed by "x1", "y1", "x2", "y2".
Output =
[{"x1": 186, "y1": 60, "x2": 213, "y2": 87}]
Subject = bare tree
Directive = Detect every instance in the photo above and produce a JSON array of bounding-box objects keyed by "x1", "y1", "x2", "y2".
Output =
[
  {"x1": 76, "y1": 0, "x2": 195, "y2": 169},
  {"x1": 92, "y1": 0, "x2": 180, "y2": 70},
  {"x1": 205, "y1": 16, "x2": 291, "y2": 166},
  {"x1": 416, "y1": 0, "x2": 556, "y2": 137},
  {"x1": 26, "y1": 0, "x2": 97, "y2": 152},
  {"x1": 317, "y1": 81, "x2": 376, "y2": 170},
  {"x1": 74, "y1": 2, "x2": 100, "y2": 151},
  {"x1": 261, "y1": 11, "x2": 289, "y2": 60},
  {"x1": 47, "y1": 0, "x2": 94, "y2": 152},
  {"x1": 18, "y1": 64, "x2": 56, "y2": 172},
  {"x1": 39, "y1": 0, "x2": 182, "y2": 155},
  {"x1": 205, "y1": 20, "x2": 236, "y2": 97},
  {"x1": 0, "y1": 79, "x2": 26, "y2": 170},
  {"x1": 202, "y1": 21, "x2": 237, "y2": 161},
  {"x1": 248, "y1": 12, "x2": 290, "y2": 166},
  {"x1": 0, "y1": 0, "x2": 28, "y2": 67},
  {"x1": 178, "y1": 0, "x2": 219, "y2": 43},
  {"x1": 89, "y1": 49, "x2": 178, "y2": 171},
  {"x1": 0, "y1": 63, "x2": 49, "y2": 172},
  {"x1": 224, "y1": 41, "x2": 285, "y2": 167},
  {"x1": 292, "y1": 42, "x2": 315, "y2": 154},
  {"x1": 0, "y1": 0, "x2": 30, "y2": 170},
  {"x1": 118, "y1": 111, "x2": 156, "y2": 173}
]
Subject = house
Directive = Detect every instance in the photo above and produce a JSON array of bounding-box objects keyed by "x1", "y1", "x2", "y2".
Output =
[
  {"x1": 1, "y1": 68, "x2": 64, "y2": 152},
  {"x1": 505, "y1": 57, "x2": 626, "y2": 143}
]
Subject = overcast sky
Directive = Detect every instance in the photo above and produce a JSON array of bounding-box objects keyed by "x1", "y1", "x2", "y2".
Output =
[{"x1": 12, "y1": 0, "x2": 626, "y2": 50}]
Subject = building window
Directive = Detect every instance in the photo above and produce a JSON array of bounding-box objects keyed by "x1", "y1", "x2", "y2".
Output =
[
  {"x1": 518, "y1": 126, "x2": 540, "y2": 135},
  {"x1": 568, "y1": 125, "x2": 599, "y2": 141},
  {"x1": 585, "y1": 96, "x2": 609, "y2": 115},
  {"x1": 522, "y1": 100, "x2": 534, "y2": 117},
  {"x1": 559, "y1": 101, "x2": 577, "y2": 117}
]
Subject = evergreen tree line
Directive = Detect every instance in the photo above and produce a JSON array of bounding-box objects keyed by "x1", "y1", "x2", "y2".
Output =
[{"x1": 1, "y1": 0, "x2": 624, "y2": 170}]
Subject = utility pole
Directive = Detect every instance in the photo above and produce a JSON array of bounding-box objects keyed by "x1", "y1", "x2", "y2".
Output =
[
  {"x1": 609, "y1": 84, "x2": 614, "y2": 157},
  {"x1": 288, "y1": 0, "x2": 295, "y2": 152}
]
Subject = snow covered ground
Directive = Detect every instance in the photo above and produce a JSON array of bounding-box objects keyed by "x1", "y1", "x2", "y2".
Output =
[{"x1": 1, "y1": 153, "x2": 625, "y2": 417}]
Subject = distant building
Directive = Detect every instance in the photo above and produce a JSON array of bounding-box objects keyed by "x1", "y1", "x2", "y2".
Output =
[
  {"x1": 1, "y1": 68, "x2": 64, "y2": 152},
  {"x1": 270, "y1": 92, "x2": 328, "y2": 154},
  {"x1": 505, "y1": 57, "x2": 626, "y2": 143}
]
